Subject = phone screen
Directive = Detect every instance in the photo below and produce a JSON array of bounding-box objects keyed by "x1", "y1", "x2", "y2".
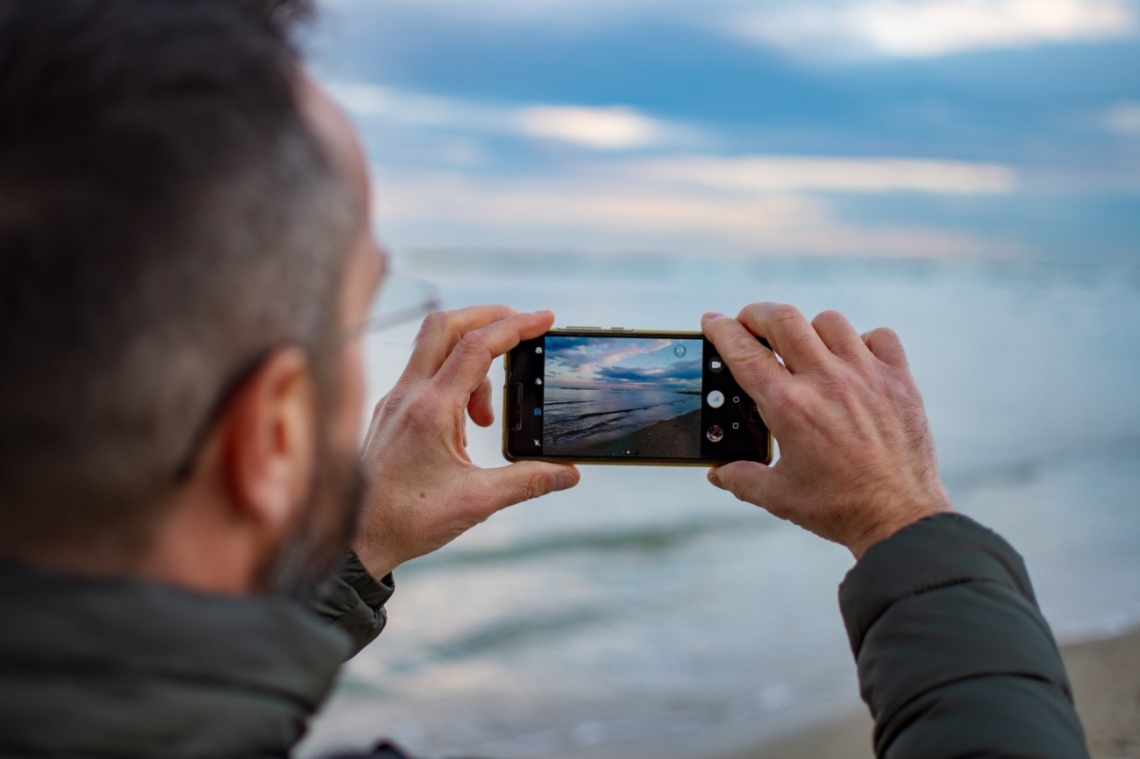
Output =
[{"x1": 504, "y1": 331, "x2": 770, "y2": 465}]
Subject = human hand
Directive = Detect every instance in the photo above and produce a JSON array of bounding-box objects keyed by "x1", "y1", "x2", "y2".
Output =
[
  {"x1": 353, "y1": 306, "x2": 580, "y2": 578},
  {"x1": 702, "y1": 305, "x2": 952, "y2": 559}
]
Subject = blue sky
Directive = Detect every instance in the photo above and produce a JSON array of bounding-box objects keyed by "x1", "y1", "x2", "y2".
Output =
[
  {"x1": 545, "y1": 337, "x2": 703, "y2": 389},
  {"x1": 310, "y1": 0, "x2": 1140, "y2": 261}
]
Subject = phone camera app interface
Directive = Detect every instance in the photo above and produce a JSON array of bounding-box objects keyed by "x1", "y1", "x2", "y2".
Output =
[{"x1": 542, "y1": 337, "x2": 703, "y2": 458}]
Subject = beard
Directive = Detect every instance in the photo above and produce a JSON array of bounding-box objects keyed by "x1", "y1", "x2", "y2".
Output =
[{"x1": 258, "y1": 431, "x2": 365, "y2": 602}]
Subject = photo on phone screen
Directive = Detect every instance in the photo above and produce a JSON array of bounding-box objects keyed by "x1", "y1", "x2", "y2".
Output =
[
  {"x1": 503, "y1": 330, "x2": 771, "y2": 465},
  {"x1": 543, "y1": 335, "x2": 703, "y2": 457}
]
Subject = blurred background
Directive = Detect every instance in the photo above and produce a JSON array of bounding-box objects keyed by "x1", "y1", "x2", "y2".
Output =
[{"x1": 299, "y1": 1, "x2": 1140, "y2": 758}]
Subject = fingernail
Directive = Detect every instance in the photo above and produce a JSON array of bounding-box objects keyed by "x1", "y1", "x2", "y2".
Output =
[
  {"x1": 534, "y1": 309, "x2": 553, "y2": 316},
  {"x1": 554, "y1": 472, "x2": 577, "y2": 491},
  {"x1": 702, "y1": 312, "x2": 725, "y2": 323},
  {"x1": 707, "y1": 469, "x2": 724, "y2": 489}
]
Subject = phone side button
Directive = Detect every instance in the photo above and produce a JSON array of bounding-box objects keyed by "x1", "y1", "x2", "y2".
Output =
[{"x1": 564, "y1": 326, "x2": 602, "y2": 330}]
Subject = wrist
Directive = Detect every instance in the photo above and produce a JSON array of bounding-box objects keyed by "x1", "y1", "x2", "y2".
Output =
[
  {"x1": 351, "y1": 535, "x2": 400, "y2": 580},
  {"x1": 848, "y1": 493, "x2": 954, "y2": 560}
]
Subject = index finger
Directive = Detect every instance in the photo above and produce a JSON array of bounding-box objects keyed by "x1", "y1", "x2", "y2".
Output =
[
  {"x1": 702, "y1": 312, "x2": 791, "y2": 412},
  {"x1": 736, "y1": 302, "x2": 833, "y2": 373},
  {"x1": 434, "y1": 310, "x2": 556, "y2": 397},
  {"x1": 401, "y1": 305, "x2": 518, "y2": 384}
]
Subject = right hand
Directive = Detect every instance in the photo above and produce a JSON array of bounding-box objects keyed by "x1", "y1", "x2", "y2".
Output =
[
  {"x1": 702, "y1": 304, "x2": 952, "y2": 559},
  {"x1": 352, "y1": 306, "x2": 580, "y2": 578}
]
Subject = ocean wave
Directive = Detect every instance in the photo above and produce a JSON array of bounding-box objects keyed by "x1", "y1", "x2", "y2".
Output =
[{"x1": 406, "y1": 514, "x2": 768, "y2": 574}]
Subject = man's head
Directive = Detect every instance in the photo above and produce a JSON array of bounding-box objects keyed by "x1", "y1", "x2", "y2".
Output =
[{"x1": 0, "y1": 0, "x2": 383, "y2": 594}]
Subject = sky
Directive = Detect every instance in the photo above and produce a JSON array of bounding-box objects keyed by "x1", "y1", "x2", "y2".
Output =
[
  {"x1": 309, "y1": 0, "x2": 1140, "y2": 261},
  {"x1": 544, "y1": 337, "x2": 703, "y2": 390}
]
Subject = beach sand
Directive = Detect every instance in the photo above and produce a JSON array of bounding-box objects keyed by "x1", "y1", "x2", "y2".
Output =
[
  {"x1": 542, "y1": 627, "x2": 1140, "y2": 759},
  {"x1": 554, "y1": 409, "x2": 702, "y2": 459},
  {"x1": 736, "y1": 627, "x2": 1140, "y2": 759}
]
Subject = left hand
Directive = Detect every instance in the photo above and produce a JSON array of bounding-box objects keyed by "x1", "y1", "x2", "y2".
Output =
[
  {"x1": 353, "y1": 306, "x2": 580, "y2": 578},
  {"x1": 703, "y1": 305, "x2": 952, "y2": 559}
]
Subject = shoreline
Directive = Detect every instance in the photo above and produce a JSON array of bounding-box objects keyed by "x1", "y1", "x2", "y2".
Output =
[
  {"x1": 550, "y1": 408, "x2": 702, "y2": 459},
  {"x1": 732, "y1": 626, "x2": 1140, "y2": 759}
]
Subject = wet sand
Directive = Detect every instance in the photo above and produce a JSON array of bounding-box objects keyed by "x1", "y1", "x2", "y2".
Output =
[
  {"x1": 738, "y1": 627, "x2": 1140, "y2": 759},
  {"x1": 553, "y1": 409, "x2": 702, "y2": 459}
]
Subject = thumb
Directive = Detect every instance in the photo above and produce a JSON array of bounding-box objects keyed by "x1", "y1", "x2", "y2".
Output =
[
  {"x1": 476, "y1": 461, "x2": 580, "y2": 513},
  {"x1": 709, "y1": 460, "x2": 781, "y2": 510}
]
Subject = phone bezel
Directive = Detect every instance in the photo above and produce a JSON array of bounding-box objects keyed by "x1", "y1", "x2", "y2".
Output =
[{"x1": 502, "y1": 328, "x2": 773, "y2": 466}]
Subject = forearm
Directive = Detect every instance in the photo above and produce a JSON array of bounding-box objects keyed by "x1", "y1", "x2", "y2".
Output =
[{"x1": 840, "y1": 514, "x2": 1089, "y2": 759}]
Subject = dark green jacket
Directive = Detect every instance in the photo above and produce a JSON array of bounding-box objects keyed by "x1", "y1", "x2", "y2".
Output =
[
  {"x1": 0, "y1": 514, "x2": 1088, "y2": 758},
  {"x1": 840, "y1": 514, "x2": 1088, "y2": 758},
  {"x1": 0, "y1": 552, "x2": 393, "y2": 758}
]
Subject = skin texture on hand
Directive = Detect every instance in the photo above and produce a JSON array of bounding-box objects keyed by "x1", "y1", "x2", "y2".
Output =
[
  {"x1": 353, "y1": 306, "x2": 580, "y2": 578},
  {"x1": 703, "y1": 305, "x2": 953, "y2": 559}
]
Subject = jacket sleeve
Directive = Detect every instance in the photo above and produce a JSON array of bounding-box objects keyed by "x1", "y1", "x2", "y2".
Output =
[
  {"x1": 308, "y1": 551, "x2": 395, "y2": 660},
  {"x1": 839, "y1": 513, "x2": 1089, "y2": 759}
]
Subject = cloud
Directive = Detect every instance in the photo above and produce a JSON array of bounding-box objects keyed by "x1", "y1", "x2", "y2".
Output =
[
  {"x1": 518, "y1": 106, "x2": 670, "y2": 150},
  {"x1": 321, "y1": 0, "x2": 1136, "y2": 58},
  {"x1": 547, "y1": 338, "x2": 674, "y2": 373},
  {"x1": 729, "y1": 0, "x2": 1137, "y2": 59},
  {"x1": 373, "y1": 170, "x2": 1018, "y2": 258},
  {"x1": 544, "y1": 338, "x2": 701, "y2": 389},
  {"x1": 327, "y1": 81, "x2": 699, "y2": 151},
  {"x1": 596, "y1": 361, "x2": 703, "y2": 385},
  {"x1": 624, "y1": 155, "x2": 1016, "y2": 194},
  {"x1": 1105, "y1": 101, "x2": 1140, "y2": 135}
]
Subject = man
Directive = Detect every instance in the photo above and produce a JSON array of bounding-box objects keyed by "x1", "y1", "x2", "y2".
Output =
[{"x1": 0, "y1": 2, "x2": 1088, "y2": 758}]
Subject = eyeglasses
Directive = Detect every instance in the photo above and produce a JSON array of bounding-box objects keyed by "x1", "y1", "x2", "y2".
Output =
[
  {"x1": 171, "y1": 268, "x2": 441, "y2": 481},
  {"x1": 348, "y1": 269, "x2": 442, "y2": 336}
]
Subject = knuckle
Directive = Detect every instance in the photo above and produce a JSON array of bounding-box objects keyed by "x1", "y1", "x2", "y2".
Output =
[
  {"x1": 418, "y1": 310, "x2": 450, "y2": 336},
  {"x1": 730, "y1": 330, "x2": 764, "y2": 361},
  {"x1": 454, "y1": 331, "x2": 488, "y2": 359},
  {"x1": 522, "y1": 470, "x2": 548, "y2": 501},
  {"x1": 811, "y1": 309, "x2": 845, "y2": 330},
  {"x1": 769, "y1": 304, "x2": 804, "y2": 326},
  {"x1": 372, "y1": 388, "x2": 407, "y2": 419},
  {"x1": 372, "y1": 396, "x2": 388, "y2": 417},
  {"x1": 867, "y1": 326, "x2": 899, "y2": 345},
  {"x1": 405, "y1": 386, "x2": 439, "y2": 427},
  {"x1": 772, "y1": 382, "x2": 811, "y2": 422}
]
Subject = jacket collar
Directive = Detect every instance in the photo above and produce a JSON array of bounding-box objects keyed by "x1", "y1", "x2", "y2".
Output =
[{"x1": 0, "y1": 560, "x2": 351, "y2": 757}]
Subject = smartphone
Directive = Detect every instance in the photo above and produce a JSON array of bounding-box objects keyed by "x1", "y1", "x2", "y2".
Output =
[{"x1": 502, "y1": 328, "x2": 772, "y2": 465}]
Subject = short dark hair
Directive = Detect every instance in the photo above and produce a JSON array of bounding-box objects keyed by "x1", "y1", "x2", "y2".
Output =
[{"x1": 0, "y1": 0, "x2": 357, "y2": 553}]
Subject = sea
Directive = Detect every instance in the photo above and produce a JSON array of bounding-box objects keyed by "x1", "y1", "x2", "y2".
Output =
[
  {"x1": 301, "y1": 252, "x2": 1140, "y2": 759},
  {"x1": 542, "y1": 387, "x2": 701, "y2": 451}
]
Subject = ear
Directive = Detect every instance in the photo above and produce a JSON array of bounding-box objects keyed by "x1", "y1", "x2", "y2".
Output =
[{"x1": 218, "y1": 346, "x2": 319, "y2": 535}]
